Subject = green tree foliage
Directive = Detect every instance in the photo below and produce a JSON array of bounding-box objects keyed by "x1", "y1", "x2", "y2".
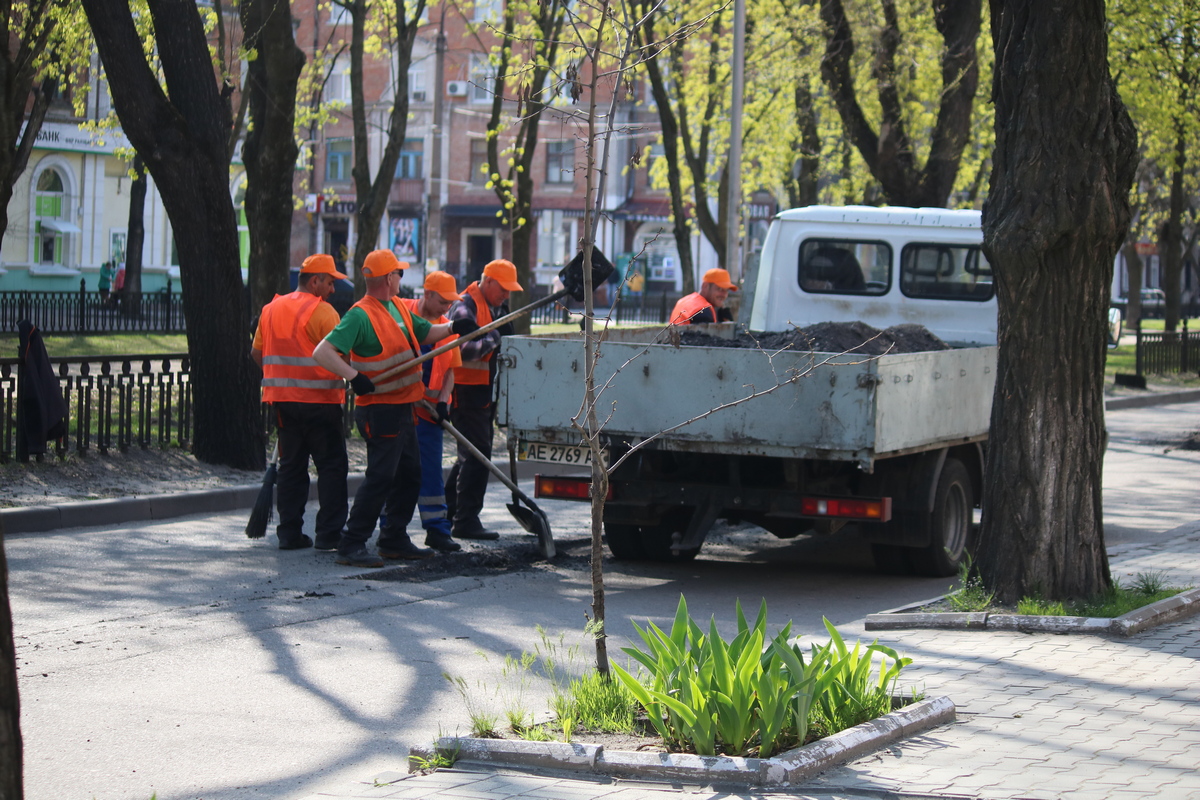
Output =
[
  {"x1": 0, "y1": 1, "x2": 92, "y2": 239},
  {"x1": 1109, "y1": 0, "x2": 1200, "y2": 330}
]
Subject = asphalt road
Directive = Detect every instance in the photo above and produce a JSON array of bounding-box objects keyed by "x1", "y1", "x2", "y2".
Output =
[{"x1": 6, "y1": 399, "x2": 1199, "y2": 800}]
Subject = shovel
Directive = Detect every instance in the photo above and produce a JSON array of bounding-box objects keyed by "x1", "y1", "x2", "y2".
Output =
[
  {"x1": 424, "y1": 402, "x2": 556, "y2": 560},
  {"x1": 372, "y1": 248, "x2": 615, "y2": 386}
]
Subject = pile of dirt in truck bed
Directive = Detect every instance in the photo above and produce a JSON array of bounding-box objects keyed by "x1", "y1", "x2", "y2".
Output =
[{"x1": 677, "y1": 321, "x2": 951, "y2": 355}]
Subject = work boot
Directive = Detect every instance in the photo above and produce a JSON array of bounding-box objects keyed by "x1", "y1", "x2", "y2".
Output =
[
  {"x1": 313, "y1": 530, "x2": 342, "y2": 552},
  {"x1": 425, "y1": 532, "x2": 462, "y2": 553},
  {"x1": 379, "y1": 538, "x2": 436, "y2": 560},
  {"x1": 454, "y1": 527, "x2": 500, "y2": 541},
  {"x1": 278, "y1": 533, "x2": 313, "y2": 551},
  {"x1": 334, "y1": 547, "x2": 385, "y2": 568}
]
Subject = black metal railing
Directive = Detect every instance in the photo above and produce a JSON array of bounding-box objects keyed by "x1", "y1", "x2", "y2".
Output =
[
  {"x1": 527, "y1": 292, "x2": 679, "y2": 326},
  {"x1": 2, "y1": 353, "x2": 193, "y2": 462},
  {"x1": 0, "y1": 279, "x2": 186, "y2": 335},
  {"x1": 1135, "y1": 320, "x2": 1200, "y2": 375}
]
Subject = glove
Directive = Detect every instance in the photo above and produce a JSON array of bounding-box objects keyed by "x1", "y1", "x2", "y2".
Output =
[
  {"x1": 451, "y1": 318, "x2": 479, "y2": 336},
  {"x1": 717, "y1": 307, "x2": 734, "y2": 322},
  {"x1": 436, "y1": 402, "x2": 451, "y2": 423},
  {"x1": 350, "y1": 372, "x2": 375, "y2": 396}
]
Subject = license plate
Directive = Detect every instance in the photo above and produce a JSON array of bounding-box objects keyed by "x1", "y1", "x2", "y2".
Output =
[{"x1": 518, "y1": 440, "x2": 602, "y2": 466}]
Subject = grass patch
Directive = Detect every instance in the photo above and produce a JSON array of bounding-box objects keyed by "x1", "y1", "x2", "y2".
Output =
[
  {"x1": 1017, "y1": 571, "x2": 1190, "y2": 618},
  {"x1": 0, "y1": 333, "x2": 189, "y2": 358}
]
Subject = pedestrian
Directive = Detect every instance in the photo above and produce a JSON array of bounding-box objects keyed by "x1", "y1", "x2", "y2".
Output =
[
  {"x1": 400, "y1": 271, "x2": 463, "y2": 553},
  {"x1": 109, "y1": 262, "x2": 126, "y2": 309},
  {"x1": 669, "y1": 268, "x2": 737, "y2": 324},
  {"x1": 312, "y1": 250, "x2": 477, "y2": 568},
  {"x1": 445, "y1": 258, "x2": 520, "y2": 542},
  {"x1": 98, "y1": 261, "x2": 115, "y2": 305},
  {"x1": 251, "y1": 253, "x2": 350, "y2": 551}
]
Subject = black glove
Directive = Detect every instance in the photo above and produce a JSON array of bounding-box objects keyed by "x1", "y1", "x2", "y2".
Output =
[
  {"x1": 350, "y1": 372, "x2": 375, "y2": 396},
  {"x1": 436, "y1": 401, "x2": 451, "y2": 423},
  {"x1": 717, "y1": 306, "x2": 734, "y2": 322},
  {"x1": 451, "y1": 318, "x2": 479, "y2": 336}
]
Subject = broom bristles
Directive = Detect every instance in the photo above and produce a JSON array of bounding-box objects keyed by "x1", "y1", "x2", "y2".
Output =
[{"x1": 244, "y1": 463, "x2": 277, "y2": 539}]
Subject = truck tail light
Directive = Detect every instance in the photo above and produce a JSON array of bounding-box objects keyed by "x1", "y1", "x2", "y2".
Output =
[
  {"x1": 799, "y1": 496, "x2": 892, "y2": 522},
  {"x1": 534, "y1": 475, "x2": 613, "y2": 501}
]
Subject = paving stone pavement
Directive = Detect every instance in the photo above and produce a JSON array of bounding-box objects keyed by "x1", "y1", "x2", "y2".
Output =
[{"x1": 307, "y1": 525, "x2": 1200, "y2": 800}]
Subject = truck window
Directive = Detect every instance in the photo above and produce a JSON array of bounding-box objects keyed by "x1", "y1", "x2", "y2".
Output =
[
  {"x1": 900, "y1": 243, "x2": 994, "y2": 301},
  {"x1": 798, "y1": 239, "x2": 890, "y2": 295}
]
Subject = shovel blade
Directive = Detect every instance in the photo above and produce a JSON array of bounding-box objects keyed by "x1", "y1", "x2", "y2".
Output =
[
  {"x1": 558, "y1": 248, "x2": 616, "y2": 302},
  {"x1": 507, "y1": 502, "x2": 555, "y2": 560}
]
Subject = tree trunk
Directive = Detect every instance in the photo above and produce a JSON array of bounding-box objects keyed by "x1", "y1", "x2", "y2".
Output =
[
  {"x1": 349, "y1": 0, "x2": 424, "y2": 294},
  {"x1": 82, "y1": 0, "x2": 264, "y2": 470},
  {"x1": 635, "y1": 1, "x2": 696, "y2": 291},
  {"x1": 121, "y1": 156, "x2": 147, "y2": 318},
  {"x1": 786, "y1": 83, "x2": 822, "y2": 207},
  {"x1": 0, "y1": 75, "x2": 55, "y2": 240},
  {"x1": 818, "y1": 0, "x2": 981, "y2": 207},
  {"x1": 0, "y1": 525, "x2": 22, "y2": 800},
  {"x1": 1121, "y1": 240, "x2": 1143, "y2": 330},
  {"x1": 241, "y1": 0, "x2": 306, "y2": 316},
  {"x1": 1161, "y1": 131, "x2": 1185, "y2": 333},
  {"x1": 976, "y1": 0, "x2": 1137, "y2": 604}
]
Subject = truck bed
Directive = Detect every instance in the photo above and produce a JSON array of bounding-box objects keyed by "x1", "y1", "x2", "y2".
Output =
[{"x1": 497, "y1": 327, "x2": 996, "y2": 469}]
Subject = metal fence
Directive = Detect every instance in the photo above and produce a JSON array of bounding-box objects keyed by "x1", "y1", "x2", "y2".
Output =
[
  {"x1": 1, "y1": 353, "x2": 193, "y2": 462},
  {"x1": 0, "y1": 280, "x2": 186, "y2": 335},
  {"x1": 1135, "y1": 321, "x2": 1200, "y2": 375},
  {"x1": 527, "y1": 292, "x2": 679, "y2": 326}
]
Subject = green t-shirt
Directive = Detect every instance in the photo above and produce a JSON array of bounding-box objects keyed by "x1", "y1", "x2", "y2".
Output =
[{"x1": 323, "y1": 300, "x2": 432, "y2": 358}]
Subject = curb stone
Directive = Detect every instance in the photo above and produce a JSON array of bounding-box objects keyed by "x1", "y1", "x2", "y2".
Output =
[
  {"x1": 865, "y1": 587, "x2": 1200, "y2": 636},
  {"x1": 407, "y1": 695, "x2": 955, "y2": 787}
]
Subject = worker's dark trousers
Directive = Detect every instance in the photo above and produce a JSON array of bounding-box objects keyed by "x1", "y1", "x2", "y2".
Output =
[
  {"x1": 447, "y1": 384, "x2": 494, "y2": 536},
  {"x1": 342, "y1": 402, "x2": 421, "y2": 553},
  {"x1": 274, "y1": 401, "x2": 348, "y2": 543}
]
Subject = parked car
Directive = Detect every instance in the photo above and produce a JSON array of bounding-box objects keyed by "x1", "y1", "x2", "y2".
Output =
[
  {"x1": 1139, "y1": 288, "x2": 1166, "y2": 318},
  {"x1": 1108, "y1": 306, "x2": 1122, "y2": 347}
]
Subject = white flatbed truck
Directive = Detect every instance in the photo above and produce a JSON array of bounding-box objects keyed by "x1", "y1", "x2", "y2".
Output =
[{"x1": 496, "y1": 206, "x2": 998, "y2": 576}]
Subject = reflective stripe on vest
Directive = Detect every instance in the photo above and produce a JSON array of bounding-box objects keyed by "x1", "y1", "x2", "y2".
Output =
[
  {"x1": 349, "y1": 295, "x2": 425, "y2": 405},
  {"x1": 260, "y1": 291, "x2": 345, "y2": 404},
  {"x1": 669, "y1": 292, "x2": 714, "y2": 325},
  {"x1": 456, "y1": 282, "x2": 494, "y2": 385}
]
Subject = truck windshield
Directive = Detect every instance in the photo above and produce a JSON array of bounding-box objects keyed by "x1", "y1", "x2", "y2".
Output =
[
  {"x1": 798, "y1": 239, "x2": 891, "y2": 295},
  {"x1": 900, "y1": 243, "x2": 994, "y2": 301}
]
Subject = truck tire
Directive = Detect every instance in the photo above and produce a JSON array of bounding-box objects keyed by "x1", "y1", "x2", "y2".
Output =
[
  {"x1": 908, "y1": 458, "x2": 973, "y2": 577},
  {"x1": 604, "y1": 520, "x2": 701, "y2": 563}
]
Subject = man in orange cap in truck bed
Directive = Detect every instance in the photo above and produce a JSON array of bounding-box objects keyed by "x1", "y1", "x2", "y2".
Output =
[{"x1": 670, "y1": 267, "x2": 738, "y2": 324}]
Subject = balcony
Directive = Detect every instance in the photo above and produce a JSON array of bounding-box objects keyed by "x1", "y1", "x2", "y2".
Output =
[{"x1": 390, "y1": 179, "x2": 426, "y2": 208}]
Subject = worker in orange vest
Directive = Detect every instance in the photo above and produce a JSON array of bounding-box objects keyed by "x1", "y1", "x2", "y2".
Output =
[
  {"x1": 312, "y1": 250, "x2": 478, "y2": 568},
  {"x1": 251, "y1": 254, "x2": 349, "y2": 551},
  {"x1": 400, "y1": 271, "x2": 463, "y2": 553},
  {"x1": 669, "y1": 267, "x2": 738, "y2": 324},
  {"x1": 445, "y1": 258, "x2": 521, "y2": 541}
]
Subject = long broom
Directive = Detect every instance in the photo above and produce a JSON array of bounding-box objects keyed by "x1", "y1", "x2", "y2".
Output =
[{"x1": 245, "y1": 444, "x2": 278, "y2": 539}]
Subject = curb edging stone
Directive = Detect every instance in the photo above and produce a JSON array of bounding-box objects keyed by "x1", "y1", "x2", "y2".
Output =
[
  {"x1": 865, "y1": 587, "x2": 1200, "y2": 636},
  {"x1": 408, "y1": 695, "x2": 955, "y2": 787}
]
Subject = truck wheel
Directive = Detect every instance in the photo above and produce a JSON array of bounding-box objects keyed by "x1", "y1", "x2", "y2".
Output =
[
  {"x1": 603, "y1": 523, "x2": 645, "y2": 560},
  {"x1": 908, "y1": 458, "x2": 973, "y2": 577},
  {"x1": 603, "y1": 520, "x2": 700, "y2": 563}
]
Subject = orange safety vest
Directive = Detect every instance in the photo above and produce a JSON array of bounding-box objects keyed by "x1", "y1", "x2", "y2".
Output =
[
  {"x1": 456, "y1": 281, "x2": 495, "y2": 386},
  {"x1": 401, "y1": 298, "x2": 459, "y2": 422},
  {"x1": 260, "y1": 292, "x2": 345, "y2": 404},
  {"x1": 347, "y1": 295, "x2": 424, "y2": 405},
  {"x1": 669, "y1": 292, "x2": 714, "y2": 325}
]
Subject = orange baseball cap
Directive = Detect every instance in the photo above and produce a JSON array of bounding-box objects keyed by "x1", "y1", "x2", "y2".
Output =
[
  {"x1": 300, "y1": 253, "x2": 348, "y2": 280},
  {"x1": 703, "y1": 268, "x2": 738, "y2": 290},
  {"x1": 361, "y1": 249, "x2": 407, "y2": 278},
  {"x1": 482, "y1": 259, "x2": 523, "y2": 292},
  {"x1": 424, "y1": 270, "x2": 461, "y2": 301}
]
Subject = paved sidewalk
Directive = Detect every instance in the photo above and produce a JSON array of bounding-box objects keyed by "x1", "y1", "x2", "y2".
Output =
[{"x1": 304, "y1": 524, "x2": 1200, "y2": 800}]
